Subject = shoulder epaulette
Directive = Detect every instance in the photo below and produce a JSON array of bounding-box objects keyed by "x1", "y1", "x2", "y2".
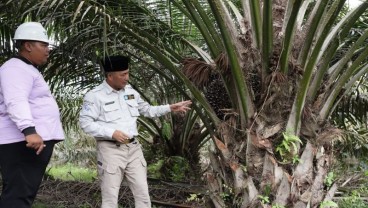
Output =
[{"x1": 90, "y1": 84, "x2": 104, "y2": 92}]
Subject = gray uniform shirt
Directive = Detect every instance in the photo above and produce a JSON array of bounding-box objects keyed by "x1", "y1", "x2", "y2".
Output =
[{"x1": 79, "y1": 81, "x2": 170, "y2": 140}]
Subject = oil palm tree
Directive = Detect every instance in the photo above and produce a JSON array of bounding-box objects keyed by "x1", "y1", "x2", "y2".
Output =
[{"x1": 1, "y1": 0, "x2": 368, "y2": 207}]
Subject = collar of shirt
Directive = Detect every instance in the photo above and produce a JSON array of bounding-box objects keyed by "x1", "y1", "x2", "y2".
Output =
[
  {"x1": 102, "y1": 80, "x2": 130, "y2": 95},
  {"x1": 14, "y1": 55, "x2": 38, "y2": 68}
]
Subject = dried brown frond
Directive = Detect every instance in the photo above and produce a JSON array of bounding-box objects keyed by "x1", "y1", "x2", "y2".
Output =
[
  {"x1": 240, "y1": 20, "x2": 253, "y2": 47},
  {"x1": 250, "y1": 131, "x2": 273, "y2": 152},
  {"x1": 316, "y1": 127, "x2": 343, "y2": 147},
  {"x1": 292, "y1": 28, "x2": 307, "y2": 58},
  {"x1": 217, "y1": 119, "x2": 237, "y2": 145},
  {"x1": 302, "y1": 105, "x2": 312, "y2": 120},
  {"x1": 260, "y1": 72, "x2": 294, "y2": 125},
  {"x1": 269, "y1": 43, "x2": 282, "y2": 71},
  {"x1": 273, "y1": 71, "x2": 287, "y2": 83},
  {"x1": 34, "y1": 179, "x2": 204, "y2": 207},
  {"x1": 273, "y1": 3, "x2": 286, "y2": 39},
  {"x1": 181, "y1": 58, "x2": 214, "y2": 89},
  {"x1": 214, "y1": 53, "x2": 230, "y2": 74},
  {"x1": 288, "y1": 59, "x2": 303, "y2": 76},
  {"x1": 221, "y1": 108, "x2": 238, "y2": 125}
]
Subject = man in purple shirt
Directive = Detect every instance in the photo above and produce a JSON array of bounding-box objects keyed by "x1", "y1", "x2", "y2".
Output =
[{"x1": 0, "y1": 22, "x2": 64, "y2": 207}]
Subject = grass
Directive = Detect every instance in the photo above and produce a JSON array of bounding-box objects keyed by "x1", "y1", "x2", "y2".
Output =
[{"x1": 45, "y1": 163, "x2": 97, "y2": 182}]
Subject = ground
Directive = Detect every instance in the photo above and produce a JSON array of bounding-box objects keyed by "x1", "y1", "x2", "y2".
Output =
[{"x1": 33, "y1": 178, "x2": 205, "y2": 208}]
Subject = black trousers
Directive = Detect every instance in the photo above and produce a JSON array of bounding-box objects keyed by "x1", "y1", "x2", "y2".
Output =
[{"x1": 0, "y1": 140, "x2": 56, "y2": 208}]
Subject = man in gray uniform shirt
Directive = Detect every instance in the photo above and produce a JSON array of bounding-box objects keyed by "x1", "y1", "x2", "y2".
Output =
[{"x1": 79, "y1": 55, "x2": 192, "y2": 208}]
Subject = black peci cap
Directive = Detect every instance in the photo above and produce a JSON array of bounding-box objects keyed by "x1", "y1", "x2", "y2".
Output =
[{"x1": 102, "y1": 55, "x2": 130, "y2": 72}]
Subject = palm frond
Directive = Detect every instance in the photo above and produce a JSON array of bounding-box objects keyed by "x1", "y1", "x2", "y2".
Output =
[
  {"x1": 332, "y1": 90, "x2": 368, "y2": 128},
  {"x1": 335, "y1": 127, "x2": 368, "y2": 160}
]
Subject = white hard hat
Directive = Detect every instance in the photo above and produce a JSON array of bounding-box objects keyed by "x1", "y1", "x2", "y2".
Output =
[{"x1": 13, "y1": 22, "x2": 49, "y2": 43}]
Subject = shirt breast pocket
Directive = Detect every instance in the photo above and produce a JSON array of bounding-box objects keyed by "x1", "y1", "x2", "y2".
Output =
[
  {"x1": 102, "y1": 103, "x2": 121, "y2": 121},
  {"x1": 126, "y1": 100, "x2": 140, "y2": 117}
]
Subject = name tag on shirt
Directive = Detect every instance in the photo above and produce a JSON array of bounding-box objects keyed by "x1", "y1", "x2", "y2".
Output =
[
  {"x1": 124, "y1": 94, "x2": 135, "y2": 100},
  {"x1": 105, "y1": 101, "x2": 115, "y2": 105}
]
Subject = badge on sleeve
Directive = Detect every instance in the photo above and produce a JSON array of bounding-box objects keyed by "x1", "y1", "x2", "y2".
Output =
[
  {"x1": 82, "y1": 101, "x2": 94, "y2": 111},
  {"x1": 124, "y1": 94, "x2": 135, "y2": 100}
]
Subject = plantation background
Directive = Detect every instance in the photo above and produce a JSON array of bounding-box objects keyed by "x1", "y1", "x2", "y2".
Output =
[{"x1": 1, "y1": 0, "x2": 368, "y2": 207}]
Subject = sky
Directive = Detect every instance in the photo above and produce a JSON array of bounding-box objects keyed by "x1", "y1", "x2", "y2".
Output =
[{"x1": 347, "y1": 0, "x2": 363, "y2": 8}]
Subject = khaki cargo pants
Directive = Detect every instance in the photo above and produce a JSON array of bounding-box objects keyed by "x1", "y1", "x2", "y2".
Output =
[{"x1": 97, "y1": 140, "x2": 150, "y2": 208}]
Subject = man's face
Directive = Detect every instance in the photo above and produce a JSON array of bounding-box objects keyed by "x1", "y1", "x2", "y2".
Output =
[
  {"x1": 107, "y1": 70, "x2": 129, "y2": 90},
  {"x1": 26, "y1": 41, "x2": 50, "y2": 66}
]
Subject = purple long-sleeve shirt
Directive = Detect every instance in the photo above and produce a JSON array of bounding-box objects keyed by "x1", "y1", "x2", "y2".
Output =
[{"x1": 0, "y1": 57, "x2": 64, "y2": 144}]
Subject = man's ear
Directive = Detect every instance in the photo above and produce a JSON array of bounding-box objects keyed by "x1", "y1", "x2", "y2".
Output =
[
  {"x1": 24, "y1": 41, "x2": 33, "y2": 52},
  {"x1": 106, "y1": 72, "x2": 112, "y2": 80}
]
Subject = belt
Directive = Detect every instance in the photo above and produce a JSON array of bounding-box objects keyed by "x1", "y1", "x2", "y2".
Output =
[
  {"x1": 121, "y1": 138, "x2": 135, "y2": 144},
  {"x1": 100, "y1": 138, "x2": 135, "y2": 146}
]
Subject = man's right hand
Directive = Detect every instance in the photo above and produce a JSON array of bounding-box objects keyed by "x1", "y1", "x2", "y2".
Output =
[
  {"x1": 25, "y1": 134, "x2": 45, "y2": 155},
  {"x1": 112, "y1": 130, "x2": 131, "y2": 143}
]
